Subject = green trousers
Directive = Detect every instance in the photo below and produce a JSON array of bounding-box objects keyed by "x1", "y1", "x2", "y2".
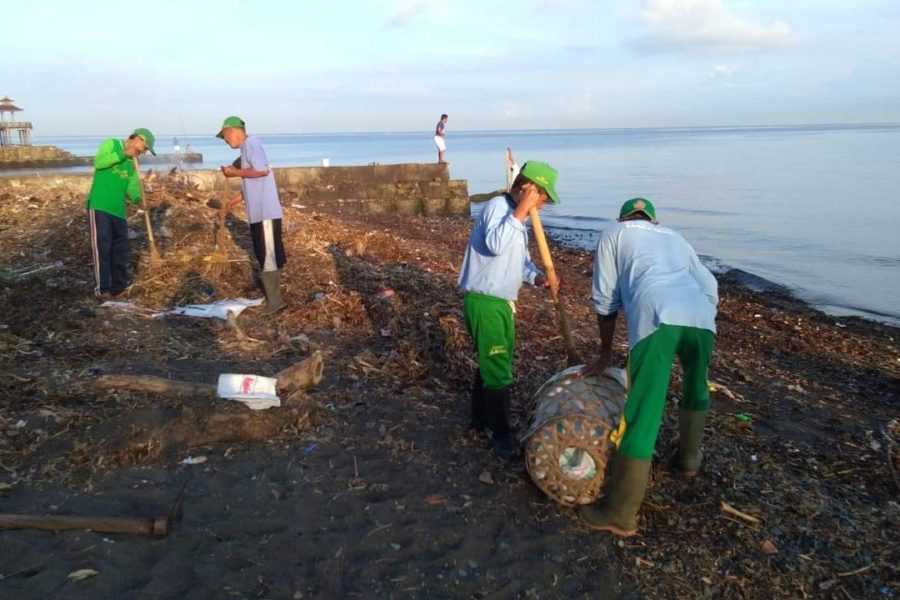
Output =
[
  {"x1": 463, "y1": 292, "x2": 515, "y2": 390},
  {"x1": 612, "y1": 324, "x2": 714, "y2": 460}
]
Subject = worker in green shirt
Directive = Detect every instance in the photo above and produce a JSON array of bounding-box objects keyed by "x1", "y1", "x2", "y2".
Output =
[{"x1": 85, "y1": 128, "x2": 156, "y2": 299}]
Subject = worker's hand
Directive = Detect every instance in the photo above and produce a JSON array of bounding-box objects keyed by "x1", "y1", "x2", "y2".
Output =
[
  {"x1": 221, "y1": 165, "x2": 242, "y2": 178},
  {"x1": 534, "y1": 275, "x2": 560, "y2": 296},
  {"x1": 518, "y1": 187, "x2": 544, "y2": 214},
  {"x1": 580, "y1": 348, "x2": 613, "y2": 379}
]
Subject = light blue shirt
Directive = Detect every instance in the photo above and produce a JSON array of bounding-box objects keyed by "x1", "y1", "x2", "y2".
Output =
[
  {"x1": 458, "y1": 194, "x2": 542, "y2": 301},
  {"x1": 240, "y1": 135, "x2": 283, "y2": 224},
  {"x1": 592, "y1": 220, "x2": 718, "y2": 349}
]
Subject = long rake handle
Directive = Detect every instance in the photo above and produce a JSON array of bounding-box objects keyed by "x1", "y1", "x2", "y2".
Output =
[
  {"x1": 133, "y1": 157, "x2": 160, "y2": 259},
  {"x1": 529, "y1": 207, "x2": 580, "y2": 365}
]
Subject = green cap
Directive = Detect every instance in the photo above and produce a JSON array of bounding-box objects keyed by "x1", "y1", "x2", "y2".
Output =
[
  {"x1": 216, "y1": 116, "x2": 246, "y2": 138},
  {"x1": 519, "y1": 160, "x2": 560, "y2": 204},
  {"x1": 619, "y1": 197, "x2": 656, "y2": 222},
  {"x1": 132, "y1": 128, "x2": 156, "y2": 155}
]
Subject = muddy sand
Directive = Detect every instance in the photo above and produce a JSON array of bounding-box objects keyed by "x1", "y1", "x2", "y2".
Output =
[{"x1": 0, "y1": 177, "x2": 897, "y2": 599}]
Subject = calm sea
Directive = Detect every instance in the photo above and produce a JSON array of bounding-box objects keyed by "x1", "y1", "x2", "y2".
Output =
[{"x1": 30, "y1": 125, "x2": 900, "y2": 326}]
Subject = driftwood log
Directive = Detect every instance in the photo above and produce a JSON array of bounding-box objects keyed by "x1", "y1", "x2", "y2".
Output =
[
  {"x1": 94, "y1": 351, "x2": 324, "y2": 398},
  {"x1": 91, "y1": 352, "x2": 325, "y2": 461},
  {"x1": 95, "y1": 375, "x2": 216, "y2": 398}
]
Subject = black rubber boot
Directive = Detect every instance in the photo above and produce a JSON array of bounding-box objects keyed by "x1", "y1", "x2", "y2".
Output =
[
  {"x1": 485, "y1": 386, "x2": 518, "y2": 460},
  {"x1": 470, "y1": 371, "x2": 488, "y2": 433}
]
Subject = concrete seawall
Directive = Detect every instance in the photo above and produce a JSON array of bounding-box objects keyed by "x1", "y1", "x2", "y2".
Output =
[{"x1": 0, "y1": 163, "x2": 471, "y2": 217}]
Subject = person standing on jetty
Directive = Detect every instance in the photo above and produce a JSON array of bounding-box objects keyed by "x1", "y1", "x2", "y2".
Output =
[
  {"x1": 434, "y1": 114, "x2": 448, "y2": 163},
  {"x1": 580, "y1": 198, "x2": 718, "y2": 537},
  {"x1": 86, "y1": 128, "x2": 157, "y2": 300},
  {"x1": 458, "y1": 161, "x2": 560, "y2": 459},
  {"x1": 217, "y1": 116, "x2": 286, "y2": 316}
]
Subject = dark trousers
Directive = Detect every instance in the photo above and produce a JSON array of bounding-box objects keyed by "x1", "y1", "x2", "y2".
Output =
[
  {"x1": 88, "y1": 209, "x2": 129, "y2": 295},
  {"x1": 249, "y1": 219, "x2": 287, "y2": 272}
]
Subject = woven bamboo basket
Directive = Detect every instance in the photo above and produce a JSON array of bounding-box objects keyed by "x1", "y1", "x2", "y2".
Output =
[{"x1": 522, "y1": 366, "x2": 628, "y2": 506}]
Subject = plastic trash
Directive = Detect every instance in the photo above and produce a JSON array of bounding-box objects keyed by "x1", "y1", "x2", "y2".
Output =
[
  {"x1": 168, "y1": 298, "x2": 264, "y2": 320},
  {"x1": 217, "y1": 374, "x2": 280, "y2": 410}
]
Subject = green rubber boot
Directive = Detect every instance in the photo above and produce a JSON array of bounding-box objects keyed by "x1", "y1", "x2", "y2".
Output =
[
  {"x1": 579, "y1": 455, "x2": 651, "y2": 537},
  {"x1": 676, "y1": 409, "x2": 707, "y2": 477},
  {"x1": 260, "y1": 270, "x2": 285, "y2": 316}
]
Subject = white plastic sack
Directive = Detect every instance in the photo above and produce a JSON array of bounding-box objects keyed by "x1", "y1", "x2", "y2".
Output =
[
  {"x1": 216, "y1": 374, "x2": 280, "y2": 410},
  {"x1": 169, "y1": 298, "x2": 264, "y2": 319},
  {"x1": 100, "y1": 297, "x2": 264, "y2": 321}
]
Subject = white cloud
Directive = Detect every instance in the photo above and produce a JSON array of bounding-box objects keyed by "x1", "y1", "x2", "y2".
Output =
[
  {"x1": 384, "y1": 0, "x2": 447, "y2": 28},
  {"x1": 634, "y1": 0, "x2": 791, "y2": 53},
  {"x1": 711, "y1": 64, "x2": 734, "y2": 78}
]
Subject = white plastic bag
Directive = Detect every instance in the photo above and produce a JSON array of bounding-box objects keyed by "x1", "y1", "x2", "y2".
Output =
[{"x1": 216, "y1": 374, "x2": 280, "y2": 410}]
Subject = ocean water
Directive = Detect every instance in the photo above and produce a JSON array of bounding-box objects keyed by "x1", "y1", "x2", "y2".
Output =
[{"x1": 29, "y1": 125, "x2": 900, "y2": 325}]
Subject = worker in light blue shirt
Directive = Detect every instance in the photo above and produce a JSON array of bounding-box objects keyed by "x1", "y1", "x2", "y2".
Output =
[
  {"x1": 458, "y1": 161, "x2": 559, "y2": 459},
  {"x1": 218, "y1": 116, "x2": 287, "y2": 316},
  {"x1": 580, "y1": 197, "x2": 718, "y2": 538}
]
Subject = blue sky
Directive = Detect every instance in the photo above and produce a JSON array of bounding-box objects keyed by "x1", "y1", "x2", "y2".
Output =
[{"x1": 3, "y1": 0, "x2": 900, "y2": 134}]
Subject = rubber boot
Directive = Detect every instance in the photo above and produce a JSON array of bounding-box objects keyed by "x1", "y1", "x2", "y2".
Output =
[
  {"x1": 675, "y1": 409, "x2": 707, "y2": 478},
  {"x1": 470, "y1": 371, "x2": 488, "y2": 433},
  {"x1": 578, "y1": 454, "x2": 651, "y2": 537},
  {"x1": 484, "y1": 386, "x2": 518, "y2": 460},
  {"x1": 260, "y1": 270, "x2": 285, "y2": 315}
]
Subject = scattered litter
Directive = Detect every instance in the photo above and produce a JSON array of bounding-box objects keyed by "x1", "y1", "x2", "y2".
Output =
[
  {"x1": 478, "y1": 471, "x2": 494, "y2": 485},
  {"x1": 168, "y1": 298, "x2": 264, "y2": 320},
  {"x1": 217, "y1": 374, "x2": 281, "y2": 410},
  {"x1": 720, "y1": 500, "x2": 762, "y2": 525},
  {"x1": 0, "y1": 261, "x2": 64, "y2": 282},
  {"x1": 101, "y1": 298, "x2": 264, "y2": 320},
  {"x1": 181, "y1": 455, "x2": 207, "y2": 465},
  {"x1": 67, "y1": 569, "x2": 99, "y2": 582},
  {"x1": 760, "y1": 539, "x2": 778, "y2": 555}
]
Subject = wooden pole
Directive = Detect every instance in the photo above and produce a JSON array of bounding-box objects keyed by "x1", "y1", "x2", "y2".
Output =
[
  {"x1": 528, "y1": 207, "x2": 580, "y2": 365},
  {"x1": 133, "y1": 157, "x2": 162, "y2": 263},
  {"x1": 0, "y1": 513, "x2": 169, "y2": 537},
  {"x1": 505, "y1": 146, "x2": 578, "y2": 363}
]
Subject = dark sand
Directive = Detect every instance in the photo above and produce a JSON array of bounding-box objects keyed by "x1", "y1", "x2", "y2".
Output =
[{"x1": 0, "y1": 179, "x2": 897, "y2": 599}]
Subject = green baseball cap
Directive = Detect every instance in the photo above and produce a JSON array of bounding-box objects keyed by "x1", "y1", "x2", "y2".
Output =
[
  {"x1": 132, "y1": 128, "x2": 156, "y2": 155},
  {"x1": 216, "y1": 116, "x2": 246, "y2": 138},
  {"x1": 520, "y1": 160, "x2": 560, "y2": 204},
  {"x1": 619, "y1": 197, "x2": 656, "y2": 222}
]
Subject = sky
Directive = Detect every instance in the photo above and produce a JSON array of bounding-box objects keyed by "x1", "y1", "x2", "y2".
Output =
[{"x1": 3, "y1": 0, "x2": 900, "y2": 135}]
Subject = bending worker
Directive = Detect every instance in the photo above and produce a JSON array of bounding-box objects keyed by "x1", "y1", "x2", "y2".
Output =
[
  {"x1": 86, "y1": 128, "x2": 156, "y2": 299},
  {"x1": 580, "y1": 198, "x2": 718, "y2": 537}
]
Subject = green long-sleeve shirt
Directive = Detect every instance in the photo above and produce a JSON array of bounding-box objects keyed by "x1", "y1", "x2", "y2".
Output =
[{"x1": 85, "y1": 138, "x2": 141, "y2": 219}]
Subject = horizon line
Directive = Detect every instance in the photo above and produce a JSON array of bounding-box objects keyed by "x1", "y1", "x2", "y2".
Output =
[{"x1": 30, "y1": 120, "x2": 900, "y2": 138}]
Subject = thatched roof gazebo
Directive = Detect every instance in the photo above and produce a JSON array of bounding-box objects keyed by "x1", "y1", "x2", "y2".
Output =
[
  {"x1": 0, "y1": 97, "x2": 23, "y2": 119},
  {"x1": 0, "y1": 96, "x2": 31, "y2": 147}
]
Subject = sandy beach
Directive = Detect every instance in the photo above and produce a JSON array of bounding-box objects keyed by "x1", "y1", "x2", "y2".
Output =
[{"x1": 0, "y1": 176, "x2": 898, "y2": 599}]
